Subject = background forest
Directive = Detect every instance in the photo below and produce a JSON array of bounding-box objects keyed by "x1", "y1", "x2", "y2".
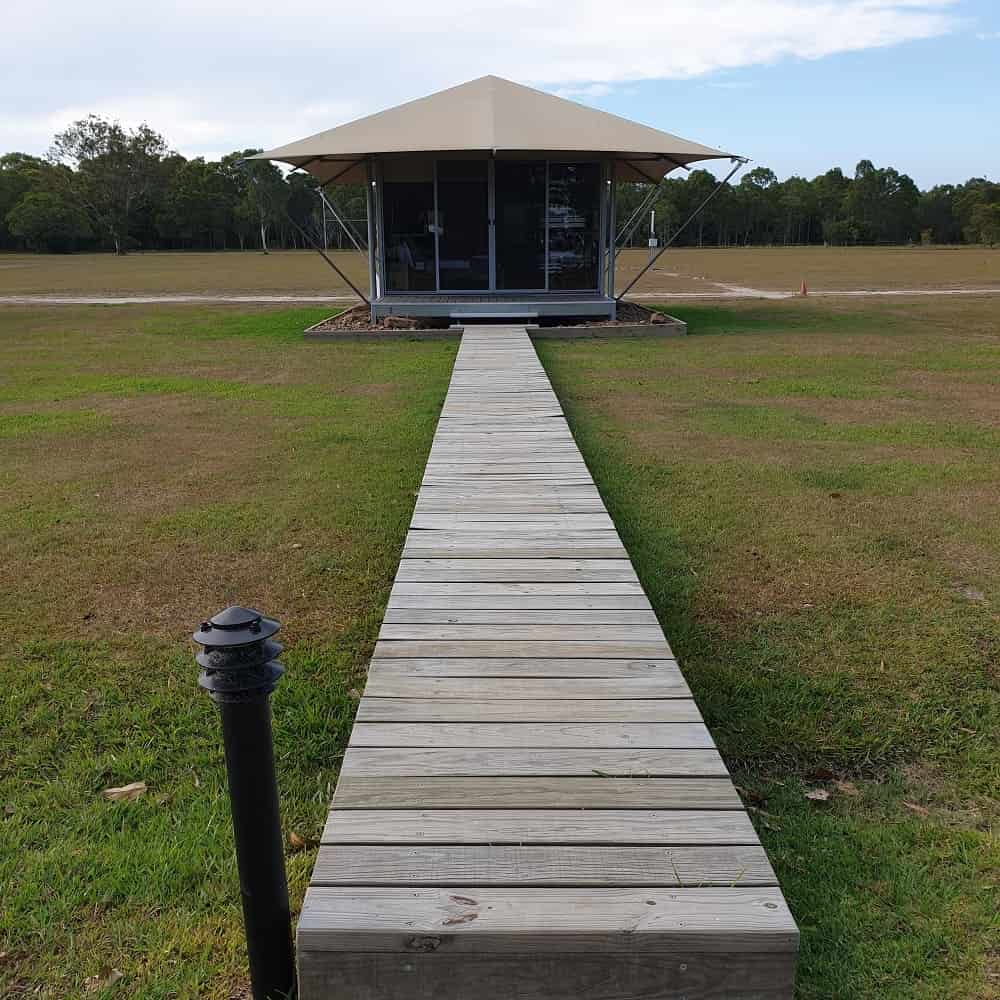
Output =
[{"x1": 2, "y1": 115, "x2": 998, "y2": 254}]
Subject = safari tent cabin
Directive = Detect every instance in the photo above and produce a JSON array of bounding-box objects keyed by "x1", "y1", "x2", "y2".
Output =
[{"x1": 255, "y1": 76, "x2": 734, "y2": 322}]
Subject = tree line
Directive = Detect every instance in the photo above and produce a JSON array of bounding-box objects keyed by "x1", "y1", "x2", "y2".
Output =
[
  {"x1": 1, "y1": 115, "x2": 998, "y2": 253},
  {"x1": 618, "y1": 163, "x2": 1000, "y2": 249}
]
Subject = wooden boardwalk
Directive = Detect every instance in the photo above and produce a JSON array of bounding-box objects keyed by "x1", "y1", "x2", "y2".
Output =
[{"x1": 298, "y1": 327, "x2": 798, "y2": 999}]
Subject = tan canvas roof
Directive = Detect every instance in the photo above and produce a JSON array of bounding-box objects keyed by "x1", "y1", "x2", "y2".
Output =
[{"x1": 253, "y1": 75, "x2": 733, "y2": 183}]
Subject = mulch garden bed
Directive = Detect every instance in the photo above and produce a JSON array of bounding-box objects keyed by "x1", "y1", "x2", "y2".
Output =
[{"x1": 304, "y1": 301, "x2": 684, "y2": 337}]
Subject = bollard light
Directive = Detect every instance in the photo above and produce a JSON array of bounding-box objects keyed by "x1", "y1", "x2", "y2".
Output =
[{"x1": 195, "y1": 606, "x2": 295, "y2": 1000}]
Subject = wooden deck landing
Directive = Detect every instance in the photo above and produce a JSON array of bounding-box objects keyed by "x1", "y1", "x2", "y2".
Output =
[{"x1": 298, "y1": 327, "x2": 798, "y2": 999}]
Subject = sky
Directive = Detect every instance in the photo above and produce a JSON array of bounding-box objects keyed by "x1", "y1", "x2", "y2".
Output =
[{"x1": 2, "y1": 0, "x2": 997, "y2": 188}]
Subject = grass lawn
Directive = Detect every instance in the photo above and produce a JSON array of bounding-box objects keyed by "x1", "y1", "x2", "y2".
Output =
[
  {"x1": 623, "y1": 245, "x2": 1000, "y2": 295},
  {"x1": 0, "y1": 305, "x2": 457, "y2": 998},
  {"x1": 3, "y1": 245, "x2": 998, "y2": 298},
  {"x1": 537, "y1": 295, "x2": 1000, "y2": 999},
  {"x1": 1, "y1": 296, "x2": 997, "y2": 998}
]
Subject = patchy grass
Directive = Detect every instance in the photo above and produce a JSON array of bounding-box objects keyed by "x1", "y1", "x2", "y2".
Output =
[
  {"x1": 3, "y1": 295, "x2": 998, "y2": 998},
  {"x1": 2, "y1": 245, "x2": 998, "y2": 298},
  {"x1": 0, "y1": 305, "x2": 457, "y2": 998},
  {"x1": 537, "y1": 296, "x2": 1000, "y2": 1000},
  {"x1": 622, "y1": 244, "x2": 1000, "y2": 295}
]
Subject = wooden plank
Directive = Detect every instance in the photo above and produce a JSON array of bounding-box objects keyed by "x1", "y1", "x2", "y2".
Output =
[
  {"x1": 401, "y1": 539, "x2": 628, "y2": 559},
  {"x1": 402, "y1": 532, "x2": 624, "y2": 547},
  {"x1": 422, "y1": 472, "x2": 593, "y2": 482},
  {"x1": 298, "y1": 885, "x2": 798, "y2": 953},
  {"x1": 386, "y1": 594, "x2": 652, "y2": 609},
  {"x1": 378, "y1": 625, "x2": 666, "y2": 641},
  {"x1": 395, "y1": 560, "x2": 638, "y2": 582},
  {"x1": 354, "y1": 699, "x2": 703, "y2": 723},
  {"x1": 374, "y1": 641, "x2": 674, "y2": 659},
  {"x1": 348, "y1": 723, "x2": 714, "y2": 749},
  {"x1": 382, "y1": 609, "x2": 658, "y2": 624},
  {"x1": 363, "y1": 675, "x2": 690, "y2": 699},
  {"x1": 365, "y1": 658, "x2": 678, "y2": 678},
  {"x1": 298, "y1": 951, "x2": 798, "y2": 1000},
  {"x1": 414, "y1": 501, "x2": 608, "y2": 513},
  {"x1": 311, "y1": 844, "x2": 777, "y2": 886},
  {"x1": 389, "y1": 582, "x2": 645, "y2": 596},
  {"x1": 339, "y1": 747, "x2": 729, "y2": 778},
  {"x1": 424, "y1": 463, "x2": 590, "y2": 475},
  {"x1": 409, "y1": 514, "x2": 615, "y2": 530},
  {"x1": 322, "y1": 809, "x2": 757, "y2": 846},
  {"x1": 332, "y1": 776, "x2": 741, "y2": 810}
]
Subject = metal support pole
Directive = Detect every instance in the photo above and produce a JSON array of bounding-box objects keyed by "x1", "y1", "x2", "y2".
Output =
[
  {"x1": 317, "y1": 188, "x2": 367, "y2": 254},
  {"x1": 238, "y1": 160, "x2": 369, "y2": 304},
  {"x1": 616, "y1": 158, "x2": 747, "y2": 302},
  {"x1": 616, "y1": 176, "x2": 667, "y2": 249},
  {"x1": 195, "y1": 607, "x2": 294, "y2": 1000},
  {"x1": 365, "y1": 164, "x2": 378, "y2": 324}
]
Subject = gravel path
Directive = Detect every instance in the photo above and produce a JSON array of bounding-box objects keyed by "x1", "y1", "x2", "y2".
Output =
[{"x1": 1, "y1": 288, "x2": 998, "y2": 305}]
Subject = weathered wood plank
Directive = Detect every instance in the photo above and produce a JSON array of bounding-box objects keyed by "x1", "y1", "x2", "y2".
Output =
[
  {"x1": 378, "y1": 624, "x2": 666, "y2": 641},
  {"x1": 395, "y1": 560, "x2": 637, "y2": 582},
  {"x1": 339, "y1": 747, "x2": 729, "y2": 778},
  {"x1": 332, "y1": 776, "x2": 741, "y2": 809},
  {"x1": 354, "y1": 699, "x2": 703, "y2": 723},
  {"x1": 366, "y1": 658, "x2": 680, "y2": 679},
  {"x1": 374, "y1": 640, "x2": 674, "y2": 659},
  {"x1": 348, "y1": 723, "x2": 714, "y2": 749},
  {"x1": 311, "y1": 844, "x2": 776, "y2": 887},
  {"x1": 322, "y1": 809, "x2": 757, "y2": 846},
  {"x1": 382, "y1": 608, "x2": 658, "y2": 624},
  {"x1": 363, "y1": 675, "x2": 690, "y2": 700},
  {"x1": 298, "y1": 886, "x2": 798, "y2": 953},
  {"x1": 424, "y1": 463, "x2": 591, "y2": 476},
  {"x1": 389, "y1": 582, "x2": 645, "y2": 596},
  {"x1": 401, "y1": 538, "x2": 628, "y2": 559},
  {"x1": 385, "y1": 594, "x2": 653, "y2": 610},
  {"x1": 410, "y1": 515, "x2": 616, "y2": 531},
  {"x1": 414, "y1": 500, "x2": 609, "y2": 512}
]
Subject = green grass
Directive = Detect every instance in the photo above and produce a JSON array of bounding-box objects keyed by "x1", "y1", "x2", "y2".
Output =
[
  {"x1": 0, "y1": 305, "x2": 457, "y2": 998},
  {"x1": 3, "y1": 297, "x2": 998, "y2": 998},
  {"x1": 537, "y1": 297, "x2": 1000, "y2": 999}
]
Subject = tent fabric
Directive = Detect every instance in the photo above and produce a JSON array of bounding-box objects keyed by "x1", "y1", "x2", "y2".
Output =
[{"x1": 252, "y1": 76, "x2": 733, "y2": 184}]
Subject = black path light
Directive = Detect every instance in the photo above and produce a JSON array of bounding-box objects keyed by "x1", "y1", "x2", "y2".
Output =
[{"x1": 195, "y1": 606, "x2": 295, "y2": 1000}]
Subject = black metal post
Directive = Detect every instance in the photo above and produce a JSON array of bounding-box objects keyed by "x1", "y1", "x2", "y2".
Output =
[{"x1": 194, "y1": 606, "x2": 295, "y2": 1000}]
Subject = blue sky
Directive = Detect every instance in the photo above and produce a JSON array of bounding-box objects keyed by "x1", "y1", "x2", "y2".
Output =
[
  {"x1": 586, "y1": 2, "x2": 999, "y2": 186},
  {"x1": 3, "y1": 0, "x2": 997, "y2": 189}
]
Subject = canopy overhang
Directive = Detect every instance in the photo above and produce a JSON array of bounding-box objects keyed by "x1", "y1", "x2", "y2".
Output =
[{"x1": 253, "y1": 76, "x2": 737, "y2": 184}]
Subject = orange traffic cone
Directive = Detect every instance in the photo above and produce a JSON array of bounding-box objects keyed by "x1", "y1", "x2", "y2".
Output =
[{"x1": 799, "y1": 280, "x2": 808, "y2": 297}]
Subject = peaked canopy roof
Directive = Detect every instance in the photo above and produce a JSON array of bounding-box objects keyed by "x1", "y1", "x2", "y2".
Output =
[{"x1": 254, "y1": 75, "x2": 733, "y2": 184}]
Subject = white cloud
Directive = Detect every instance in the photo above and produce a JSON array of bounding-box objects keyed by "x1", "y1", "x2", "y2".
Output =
[
  {"x1": 554, "y1": 83, "x2": 615, "y2": 100},
  {"x1": 1, "y1": 0, "x2": 960, "y2": 157}
]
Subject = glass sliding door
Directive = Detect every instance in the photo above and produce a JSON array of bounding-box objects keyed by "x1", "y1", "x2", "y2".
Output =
[
  {"x1": 547, "y1": 162, "x2": 601, "y2": 290},
  {"x1": 382, "y1": 160, "x2": 436, "y2": 292},
  {"x1": 380, "y1": 157, "x2": 605, "y2": 295},
  {"x1": 495, "y1": 161, "x2": 546, "y2": 290},
  {"x1": 437, "y1": 160, "x2": 490, "y2": 290}
]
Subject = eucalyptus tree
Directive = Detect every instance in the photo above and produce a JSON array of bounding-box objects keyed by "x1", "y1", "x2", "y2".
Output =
[{"x1": 49, "y1": 116, "x2": 169, "y2": 254}]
